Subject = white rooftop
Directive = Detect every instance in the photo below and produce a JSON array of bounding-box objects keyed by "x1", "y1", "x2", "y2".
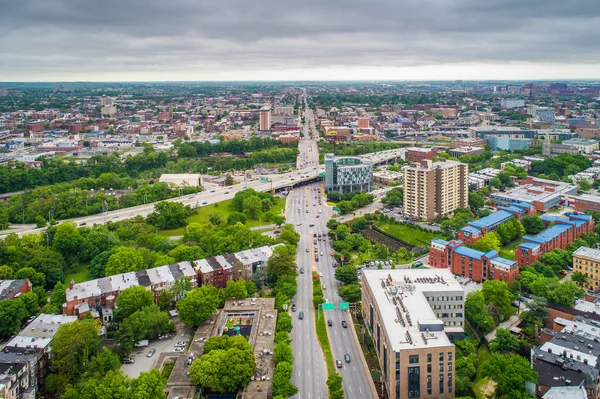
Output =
[
  {"x1": 362, "y1": 269, "x2": 463, "y2": 352},
  {"x1": 573, "y1": 246, "x2": 600, "y2": 260},
  {"x1": 574, "y1": 299, "x2": 600, "y2": 315}
]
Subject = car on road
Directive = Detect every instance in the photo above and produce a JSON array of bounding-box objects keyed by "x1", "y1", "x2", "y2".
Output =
[
  {"x1": 306, "y1": 248, "x2": 310, "y2": 253},
  {"x1": 309, "y1": 224, "x2": 315, "y2": 227},
  {"x1": 344, "y1": 354, "x2": 351, "y2": 363},
  {"x1": 210, "y1": 190, "x2": 215, "y2": 193},
  {"x1": 299, "y1": 267, "x2": 304, "y2": 274},
  {"x1": 336, "y1": 360, "x2": 343, "y2": 368},
  {"x1": 174, "y1": 347, "x2": 184, "y2": 352},
  {"x1": 122, "y1": 357, "x2": 134, "y2": 364},
  {"x1": 201, "y1": 201, "x2": 208, "y2": 205},
  {"x1": 413, "y1": 261, "x2": 423, "y2": 267},
  {"x1": 79, "y1": 222, "x2": 86, "y2": 226},
  {"x1": 316, "y1": 215, "x2": 320, "y2": 218},
  {"x1": 292, "y1": 304, "x2": 297, "y2": 312},
  {"x1": 299, "y1": 311, "x2": 304, "y2": 320},
  {"x1": 175, "y1": 341, "x2": 188, "y2": 347},
  {"x1": 341, "y1": 321, "x2": 348, "y2": 328},
  {"x1": 320, "y1": 252, "x2": 323, "y2": 256},
  {"x1": 319, "y1": 272, "x2": 323, "y2": 277},
  {"x1": 328, "y1": 319, "x2": 333, "y2": 326},
  {"x1": 147, "y1": 349, "x2": 156, "y2": 357},
  {"x1": 322, "y1": 284, "x2": 326, "y2": 290},
  {"x1": 297, "y1": 223, "x2": 302, "y2": 226},
  {"x1": 224, "y1": 192, "x2": 229, "y2": 194}
]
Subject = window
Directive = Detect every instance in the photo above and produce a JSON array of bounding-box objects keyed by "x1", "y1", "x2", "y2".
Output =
[
  {"x1": 448, "y1": 373, "x2": 453, "y2": 393},
  {"x1": 408, "y1": 367, "x2": 420, "y2": 398},
  {"x1": 439, "y1": 353, "x2": 444, "y2": 361},
  {"x1": 427, "y1": 364, "x2": 432, "y2": 373},
  {"x1": 439, "y1": 363, "x2": 444, "y2": 372},
  {"x1": 448, "y1": 362, "x2": 452, "y2": 371},
  {"x1": 439, "y1": 374, "x2": 444, "y2": 394},
  {"x1": 427, "y1": 353, "x2": 432, "y2": 363},
  {"x1": 409, "y1": 355, "x2": 419, "y2": 364}
]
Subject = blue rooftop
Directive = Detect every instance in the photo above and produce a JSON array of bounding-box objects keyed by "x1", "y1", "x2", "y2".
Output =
[
  {"x1": 465, "y1": 210, "x2": 513, "y2": 230},
  {"x1": 462, "y1": 226, "x2": 481, "y2": 234},
  {"x1": 526, "y1": 223, "x2": 572, "y2": 244},
  {"x1": 454, "y1": 246, "x2": 484, "y2": 260},
  {"x1": 483, "y1": 250, "x2": 499, "y2": 258},
  {"x1": 492, "y1": 257, "x2": 517, "y2": 266},
  {"x1": 432, "y1": 238, "x2": 448, "y2": 245},
  {"x1": 519, "y1": 242, "x2": 540, "y2": 250}
]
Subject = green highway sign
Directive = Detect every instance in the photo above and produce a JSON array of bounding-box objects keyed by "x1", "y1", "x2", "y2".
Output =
[
  {"x1": 260, "y1": 177, "x2": 269, "y2": 182},
  {"x1": 333, "y1": 207, "x2": 340, "y2": 212},
  {"x1": 322, "y1": 303, "x2": 335, "y2": 311},
  {"x1": 340, "y1": 302, "x2": 349, "y2": 310},
  {"x1": 318, "y1": 172, "x2": 325, "y2": 178}
]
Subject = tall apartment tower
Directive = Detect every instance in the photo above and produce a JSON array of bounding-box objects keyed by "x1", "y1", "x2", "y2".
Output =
[
  {"x1": 259, "y1": 105, "x2": 272, "y2": 131},
  {"x1": 403, "y1": 159, "x2": 468, "y2": 220}
]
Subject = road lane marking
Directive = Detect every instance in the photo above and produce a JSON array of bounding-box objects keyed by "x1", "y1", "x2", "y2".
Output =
[{"x1": 359, "y1": 387, "x2": 363, "y2": 394}]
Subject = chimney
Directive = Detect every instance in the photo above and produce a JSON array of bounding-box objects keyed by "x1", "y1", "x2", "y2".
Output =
[{"x1": 69, "y1": 279, "x2": 75, "y2": 290}]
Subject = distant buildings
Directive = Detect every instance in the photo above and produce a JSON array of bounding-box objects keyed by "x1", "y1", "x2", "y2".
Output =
[
  {"x1": 515, "y1": 213, "x2": 594, "y2": 267},
  {"x1": 571, "y1": 194, "x2": 600, "y2": 213},
  {"x1": 500, "y1": 98, "x2": 525, "y2": 109},
  {"x1": 259, "y1": 106, "x2": 271, "y2": 131},
  {"x1": 429, "y1": 239, "x2": 518, "y2": 282},
  {"x1": 159, "y1": 173, "x2": 203, "y2": 187},
  {"x1": 448, "y1": 147, "x2": 485, "y2": 158},
  {"x1": 324, "y1": 153, "x2": 373, "y2": 193},
  {"x1": 491, "y1": 176, "x2": 577, "y2": 212},
  {"x1": 361, "y1": 269, "x2": 463, "y2": 399},
  {"x1": 561, "y1": 138, "x2": 599, "y2": 154},
  {"x1": 403, "y1": 159, "x2": 468, "y2": 220},
  {"x1": 405, "y1": 147, "x2": 437, "y2": 163},
  {"x1": 450, "y1": 137, "x2": 487, "y2": 149}
]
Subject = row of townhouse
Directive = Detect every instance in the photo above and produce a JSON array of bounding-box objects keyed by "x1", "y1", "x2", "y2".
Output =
[
  {"x1": 458, "y1": 202, "x2": 534, "y2": 244},
  {"x1": 515, "y1": 213, "x2": 595, "y2": 267},
  {"x1": 0, "y1": 314, "x2": 77, "y2": 399},
  {"x1": 64, "y1": 245, "x2": 278, "y2": 318},
  {"x1": 429, "y1": 239, "x2": 519, "y2": 282}
]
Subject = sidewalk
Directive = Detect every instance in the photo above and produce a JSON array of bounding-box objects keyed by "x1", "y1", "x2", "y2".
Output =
[{"x1": 485, "y1": 312, "x2": 522, "y2": 341}]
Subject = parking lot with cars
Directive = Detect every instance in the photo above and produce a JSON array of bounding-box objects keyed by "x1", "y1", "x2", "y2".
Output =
[{"x1": 121, "y1": 324, "x2": 193, "y2": 378}]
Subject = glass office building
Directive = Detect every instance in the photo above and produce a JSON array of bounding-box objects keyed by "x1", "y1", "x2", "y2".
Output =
[{"x1": 324, "y1": 153, "x2": 373, "y2": 193}]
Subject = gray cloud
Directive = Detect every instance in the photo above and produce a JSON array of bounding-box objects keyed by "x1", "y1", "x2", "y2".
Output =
[{"x1": 1, "y1": 0, "x2": 600, "y2": 80}]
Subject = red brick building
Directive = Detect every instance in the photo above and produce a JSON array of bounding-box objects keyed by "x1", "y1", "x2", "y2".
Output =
[
  {"x1": 572, "y1": 194, "x2": 600, "y2": 213},
  {"x1": 26, "y1": 121, "x2": 45, "y2": 133},
  {"x1": 0, "y1": 279, "x2": 33, "y2": 301},
  {"x1": 429, "y1": 239, "x2": 519, "y2": 283},
  {"x1": 515, "y1": 213, "x2": 595, "y2": 267},
  {"x1": 406, "y1": 147, "x2": 437, "y2": 163}
]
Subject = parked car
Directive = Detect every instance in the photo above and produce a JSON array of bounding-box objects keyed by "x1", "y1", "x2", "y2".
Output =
[
  {"x1": 175, "y1": 341, "x2": 188, "y2": 347},
  {"x1": 147, "y1": 349, "x2": 156, "y2": 357},
  {"x1": 174, "y1": 347, "x2": 184, "y2": 352},
  {"x1": 122, "y1": 357, "x2": 134, "y2": 364},
  {"x1": 292, "y1": 304, "x2": 297, "y2": 312}
]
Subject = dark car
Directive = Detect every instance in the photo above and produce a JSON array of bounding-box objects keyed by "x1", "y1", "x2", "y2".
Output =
[
  {"x1": 344, "y1": 354, "x2": 351, "y2": 363},
  {"x1": 342, "y1": 321, "x2": 348, "y2": 328},
  {"x1": 292, "y1": 304, "x2": 297, "y2": 312},
  {"x1": 327, "y1": 319, "x2": 333, "y2": 326},
  {"x1": 299, "y1": 311, "x2": 304, "y2": 320},
  {"x1": 122, "y1": 357, "x2": 134, "y2": 364}
]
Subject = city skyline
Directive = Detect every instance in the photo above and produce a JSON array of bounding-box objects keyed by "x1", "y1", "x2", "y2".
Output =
[{"x1": 2, "y1": 0, "x2": 600, "y2": 81}]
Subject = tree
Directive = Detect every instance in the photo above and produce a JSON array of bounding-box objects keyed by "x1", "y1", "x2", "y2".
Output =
[
  {"x1": 279, "y1": 224, "x2": 300, "y2": 246},
  {"x1": 468, "y1": 192, "x2": 484, "y2": 210},
  {"x1": 481, "y1": 354, "x2": 538, "y2": 399},
  {"x1": 117, "y1": 306, "x2": 175, "y2": 351},
  {"x1": 177, "y1": 285, "x2": 219, "y2": 327},
  {"x1": 189, "y1": 345, "x2": 255, "y2": 393},
  {"x1": 482, "y1": 280, "x2": 514, "y2": 321},
  {"x1": 227, "y1": 212, "x2": 247, "y2": 225},
  {"x1": 224, "y1": 174, "x2": 235, "y2": 186},
  {"x1": 52, "y1": 222, "x2": 84, "y2": 264},
  {"x1": 14, "y1": 267, "x2": 45, "y2": 287},
  {"x1": 146, "y1": 201, "x2": 193, "y2": 229},
  {"x1": 208, "y1": 213, "x2": 223, "y2": 226},
  {"x1": 273, "y1": 274, "x2": 297, "y2": 299},
  {"x1": 85, "y1": 347, "x2": 121, "y2": 378},
  {"x1": 115, "y1": 285, "x2": 154, "y2": 321},
  {"x1": 105, "y1": 247, "x2": 144, "y2": 276},
  {"x1": 242, "y1": 195, "x2": 263, "y2": 219},
  {"x1": 51, "y1": 319, "x2": 100, "y2": 383},
  {"x1": 327, "y1": 373, "x2": 345, "y2": 399},
  {"x1": 276, "y1": 312, "x2": 293, "y2": 333},
  {"x1": 352, "y1": 217, "x2": 370, "y2": 231},
  {"x1": 382, "y1": 188, "x2": 403, "y2": 206},
  {"x1": 579, "y1": 179, "x2": 592, "y2": 192},
  {"x1": 0, "y1": 206, "x2": 9, "y2": 230},
  {"x1": 130, "y1": 369, "x2": 168, "y2": 399},
  {"x1": 489, "y1": 328, "x2": 520, "y2": 353},
  {"x1": 572, "y1": 271, "x2": 589, "y2": 287},
  {"x1": 272, "y1": 361, "x2": 298, "y2": 398},
  {"x1": 472, "y1": 232, "x2": 501, "y2": 253},
  {"x1": 267, "y1": 251, "x2": 297, "y2": 282},
  {"x1": 222, "y1": 279, "x2": 248, "y2": 299},
  {"x1": 338, "y1": 284, "x2": 361, "y2": 303},
  {"x1": 272, "y1": 215, "x2": 286, "y2": 227},
  {"x1": 0, "y1": 299, "x2": 26, "y2": 337},
  {"x1": 273, "y1": 342, "x2": 294, "y2": 364},
  {"x1": 335, "y1": 265, "x2": 359, "y2": 285},
  {"x1": 465, "y1": 291, "x2": 495, "y2": 334},
  {"x1": 20, "y1": 291, "x2": 39, "y2": 317},
  {"x1": 0, "y1": 265, "x2": 13, "y2": 279}
]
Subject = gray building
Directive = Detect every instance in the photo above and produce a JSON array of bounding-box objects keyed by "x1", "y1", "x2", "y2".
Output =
[{"x1": 324, "y1": 153, "x2": 373, "y2": 193}]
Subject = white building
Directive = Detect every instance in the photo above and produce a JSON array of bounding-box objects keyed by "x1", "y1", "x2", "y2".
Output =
[
  {"x1": 159, "y1": 173, "x2": 203, "y2": 187},
  {"x1": 562, "y1": 138, "x2": 599, "y2": 154},
  {"x1": 500, "y1": 98, "x2": 525, "y2": 109}
]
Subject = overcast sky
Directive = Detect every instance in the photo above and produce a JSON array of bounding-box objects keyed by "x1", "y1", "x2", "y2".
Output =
[{"x1": 2, "y1": 0, "x2": 600, "y2": 81}]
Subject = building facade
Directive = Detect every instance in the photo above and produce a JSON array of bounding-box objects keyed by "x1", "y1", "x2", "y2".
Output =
[
  {"x1": 491, "y1": 176, "x2": 577, "y2": 212},
  {"x1": 458, "y1": 203, "x2": 534, "y2": 244},
  {"x1": 406, "y1": 147, "x2": 437, "y2": 163},
  {"x1": 0, "y1": 279, "x2": 32, "y2": 301},
  {"x1": 573, "y1": 246, "x2": 600, "y2": 291},
  {"x1": 259, "y1": 106, "x2": 271, "y2": 131},
  {"x1": 324, "y1": 153, "x2": 373, "y2": 193},
  {"x1": 403, "y1": 160, "x2": 468, "y2": 221},
  {"x1": 429, "y1": 239, "x2": 519, "y2": 282},
  {"x1": 515, "y1": 213, "x2": 595, "y2": 267},
  {"x1": 361, "y1": 269, "x2": 463, "y2": 399}
]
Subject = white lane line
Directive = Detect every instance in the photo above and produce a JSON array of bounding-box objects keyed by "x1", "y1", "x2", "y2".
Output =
[
  {"x1": 349, "y1": 385, "x2": 353, "y2": 393},
  {"x1": 308, "y1": 369, "x2": 310, "y2": 377},
  {"x1": 353, "y1": 366, "x2": 357, "y2": 372},
  {"x1": 359, "y1": 387, "x2": 363, "y2": 394}
]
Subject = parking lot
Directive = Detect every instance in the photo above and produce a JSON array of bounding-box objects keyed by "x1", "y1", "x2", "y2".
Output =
[{"x1": 121, "y1": 323, "x2": 193, "y2": 378}]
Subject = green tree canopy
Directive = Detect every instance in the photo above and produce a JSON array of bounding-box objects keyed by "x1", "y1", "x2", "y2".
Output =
[
  {"x1": 177, "y1": 285, "x2": 219, "y2": 327},
  {"x1": 481, "y1": 353, "x2": 538, "y2": 399},
  {"x1": 115, "y1": 285, "x2": 154, "y2": 321},
  {"x1": 51, "y1": 319, "x2": 101, "y2": 383}
]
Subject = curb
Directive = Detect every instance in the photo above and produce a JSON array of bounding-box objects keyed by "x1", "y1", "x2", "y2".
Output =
[{"x1": 347, "y1": 309, "x2": 379, "y2": 399}]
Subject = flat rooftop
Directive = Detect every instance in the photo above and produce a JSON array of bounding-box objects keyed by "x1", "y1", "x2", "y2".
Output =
[
  {"x1": 573, "y1": 246, "x2": 600, "y2": 260},
  {"x1": 363, "y1": 269, "x2": 463, "y2": 352},
  {"x1": 493, "y1": 180, "x2": 576, "y2": 204}
]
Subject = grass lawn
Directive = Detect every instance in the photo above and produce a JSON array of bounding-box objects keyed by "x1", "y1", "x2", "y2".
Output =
[
  {"x1": 158, "y1": 197, "x2": 286, "y2": 236},
  {"x1": 64, "y1": 263, "x2": 92, "y2": 285},
  {"x1": 498, "y1": 238, "x2": 523, "y2": 260},
  {"x1": 375, "y1": 222, "x2": 439, "y2": 247},
  {"x1": 472, "y1": 346, "x2": 494, "y2": 399},
  {"x1": 315, "y1": 308, "x2": 335, "y2": 375}
]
